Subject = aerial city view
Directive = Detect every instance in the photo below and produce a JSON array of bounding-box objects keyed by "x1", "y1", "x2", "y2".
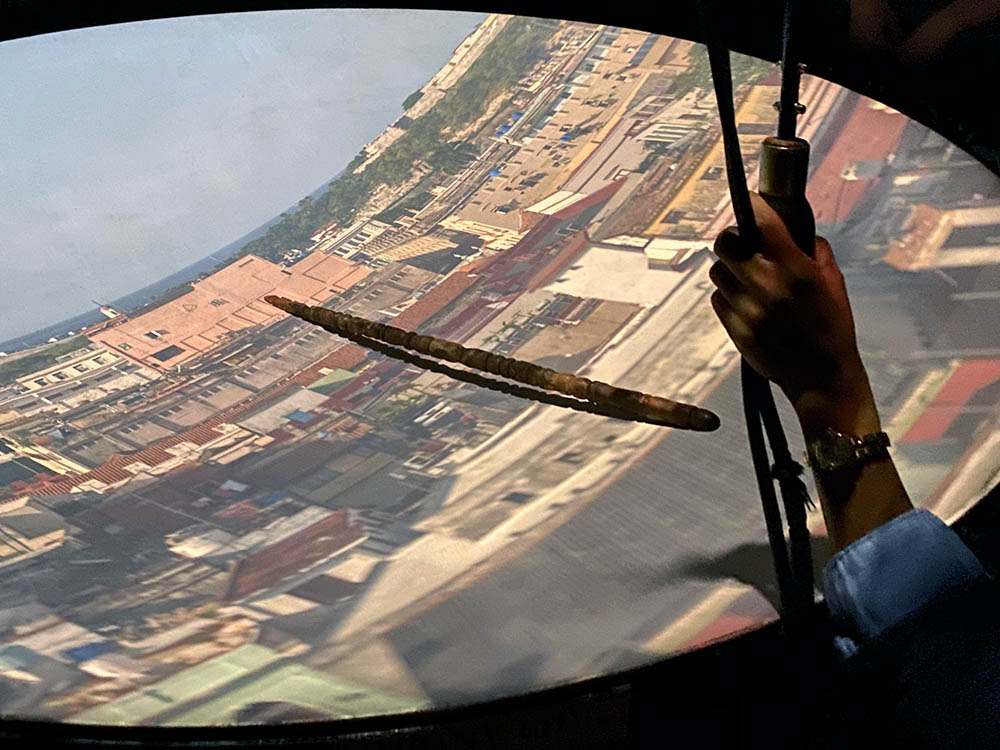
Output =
[{"x1": 1, "y1": 11, "x2": 999, "y2": 724}]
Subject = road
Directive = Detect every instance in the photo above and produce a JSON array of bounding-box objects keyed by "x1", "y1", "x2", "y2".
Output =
[
  {"x1": 377, "y1": 361, "x2": 800, "y2": 705},
  {"x1": 312, "y1": 256, "x2": 763, "y2": 669},
  {"x1": 303, "y1": 74, "x2": 846, "y2": 701}
]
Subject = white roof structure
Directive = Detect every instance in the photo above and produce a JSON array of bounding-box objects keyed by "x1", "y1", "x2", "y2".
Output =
[
  {"x1": 525, "y1": 190, "x2": 588, "y2": 216},
  {"x1": 644, "y1": 238, "x2": 710, "y2": 266}
]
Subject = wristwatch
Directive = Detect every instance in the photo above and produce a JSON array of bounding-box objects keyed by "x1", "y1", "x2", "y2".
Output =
[{"x1": 805, "y1": 428, "x2": 891, "y2": 472}]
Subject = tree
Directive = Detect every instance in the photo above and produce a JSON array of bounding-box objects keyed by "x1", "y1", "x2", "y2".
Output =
[{"x1": 402, "y1": 89, "x2": 424, "y2": 110}]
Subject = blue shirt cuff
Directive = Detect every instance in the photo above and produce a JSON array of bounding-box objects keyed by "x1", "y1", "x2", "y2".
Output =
[{"x1": 823, "y1": 509, "x2": 991, "y2": 653}]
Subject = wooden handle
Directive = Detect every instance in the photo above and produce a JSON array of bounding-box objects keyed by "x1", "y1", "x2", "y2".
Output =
[
  {"x1": 758, "y1": 136, "x2": 816, "y2": 257},
  {"x1": 264, "y1": 296, "x2": 721, "y2": 432}
]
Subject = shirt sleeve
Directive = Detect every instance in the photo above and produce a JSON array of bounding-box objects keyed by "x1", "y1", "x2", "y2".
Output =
[{"x1": 822, "y1": 508, "x2": 992, "y2": 658}]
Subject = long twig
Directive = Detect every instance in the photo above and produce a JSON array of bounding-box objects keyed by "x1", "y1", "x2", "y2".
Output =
[{"x1": 265, "y1": 296, "x2": 720, "y2": 432}]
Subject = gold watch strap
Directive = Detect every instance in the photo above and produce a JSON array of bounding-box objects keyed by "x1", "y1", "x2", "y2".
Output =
[{"x1": 805, "y1": 429, "x2": 890, "y2": 472}]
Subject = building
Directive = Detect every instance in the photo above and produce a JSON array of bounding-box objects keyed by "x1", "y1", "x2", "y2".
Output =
[
  {"x1": 633, "y1": 91, "x2": 713, "y2": 146},
  {"x1": 370, "y1": 234, "x2": 458, "y2": 263},
  {"x1": 12, "y1": 346, "x2": 120, "y2": 394},
  {"x1": 884, "y1": 202, "x2": 1000, "y2": 270},
  {"x1": 440, "y1": 209, "x2": 528, "y2": 251},
  {"x1": 899, "y1": 359, "x2": 1000, "y2": 444},
  {"x1": 89, "y1": 253, "x2": 370, "y2": 370},
  {"x1": 72, "y1": 643, "x2": 426, "y2": 726},
  {"x1": 524, "y1": 191, "x2": 591, "y2": 217},
  {"x1": 342, "y1": 266, "x2": 441, "y2": 321},
  {"x1": 221, "y1": 508, "x2": 366, "y2": 602},
  {"x1": 806, "y1": 96, "x2": 909, "y2": 228},
  {"x1": 312, "y1": 220, "x2": 393, "y2": 258},
  {"x1": 643, "y1": 238, "x2": 711, "y2": 270},
  {"x1": 0, "y1": 644, "x2": 84, "y2": 707},
  {"x1": 0, "y1": 498, "x2": 66, "y2": 562}
]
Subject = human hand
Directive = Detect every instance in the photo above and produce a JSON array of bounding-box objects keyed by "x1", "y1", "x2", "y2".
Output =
[{"x1": 709, "y1": 193, "x2": 878, "y2": 436}]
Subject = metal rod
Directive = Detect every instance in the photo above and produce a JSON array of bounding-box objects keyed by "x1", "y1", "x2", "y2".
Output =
[{"x1": 777, "y1": 0, "x2": 802, "y2": 139}]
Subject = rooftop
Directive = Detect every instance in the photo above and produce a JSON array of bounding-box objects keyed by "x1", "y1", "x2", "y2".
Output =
[
  {"x1": 806, "y1": 97, "x2": 908, "y2": 225},
  {"x1": 89, "y1": 253, "x2": 370, "y2": 369}
]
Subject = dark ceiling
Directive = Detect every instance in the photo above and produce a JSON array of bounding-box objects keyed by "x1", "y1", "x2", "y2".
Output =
[{"x1": 2, "y1": 1, "x2": 998, "y2": 175}]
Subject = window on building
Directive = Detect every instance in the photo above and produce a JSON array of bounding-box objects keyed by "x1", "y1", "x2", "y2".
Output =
[
  {"x1": 151, "y1": 345, "x2": 185, "y2": 362},
  {"x1": 144, "y1": 331, "x2": 161, "y2": 340},
  {"x1": 33, "y1": 378, "x2": 48, "y2": 386},
  {"x1": 74, "y1": 364, "x2": 89, "y2": 372},
  {"x1": 119, "y1": 343, "x2": 131, "y2": 351},
  {"x1": 210, "y1": 298, "x2": 228, "y2": 307}
]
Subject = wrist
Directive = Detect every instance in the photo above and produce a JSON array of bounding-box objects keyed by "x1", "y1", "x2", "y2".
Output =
[{"x1": 792, "y1": 372, "x2": 881, "y2": 441}]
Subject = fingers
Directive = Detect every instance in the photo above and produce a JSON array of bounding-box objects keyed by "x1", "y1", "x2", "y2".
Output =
[
  {"x1": 713, "y1": 228, "x2": 782, "y2": 295},
  {"x1": 713, "y1": 226, "x2": 752, "y2": 263},
  {"x1": 713, "y1": 227, "x2": 770, "y2": 286},
  {"x1": 714, "y1": 192, "x2": 821, "y2": 287},
  {"x1": 748, "y1": 193, "x2": 813, "y2": 269},
  {"x1": 812, "y1": 235, "x2": 851, "y2": 301},
  {"x1": 708, "y1": 260, "x2": 743, "y2": 301},
  {"x1": 710, "y1": 290, "x2": 753, "y2": 347}
]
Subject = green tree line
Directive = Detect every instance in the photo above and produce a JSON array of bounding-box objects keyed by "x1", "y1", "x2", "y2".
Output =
[
  {"x1": 671, "y1": 46, "x2": 774, "y2": 97},
  {"x1": 402, "y1": 89, "x2": 424, "y2": 110},
  {"x1": 223, "y1": 17, "x2": 553, "y2": 267},
  {"x1": 0, "y1": 336, "x2": 89, "y2": 386}
]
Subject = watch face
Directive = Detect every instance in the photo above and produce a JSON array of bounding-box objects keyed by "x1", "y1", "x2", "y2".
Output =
[{"x1": 816, "y1": 435, "x2": 854, "y2": 470}]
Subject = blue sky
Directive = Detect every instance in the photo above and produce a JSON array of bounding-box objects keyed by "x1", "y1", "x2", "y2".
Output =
[{"x1": 0, "y1": 10, "x2": 485, "y2": 341}]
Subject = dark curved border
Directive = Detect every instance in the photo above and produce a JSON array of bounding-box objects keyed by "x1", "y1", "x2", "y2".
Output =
[
  {"x1": 0, "y1": 3, "x2": 996, "y2": 744},
  {"x1": 0, "y1": 616, "x2": 837, "y2": 748}
]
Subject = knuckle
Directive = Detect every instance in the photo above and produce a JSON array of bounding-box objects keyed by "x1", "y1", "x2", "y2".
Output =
[
  {"x1": 714, "y1": 227, "x2": 742, "y2": 255},
  {"x1": 741, "y1": 299, "x2": 766, "y2": 325}
]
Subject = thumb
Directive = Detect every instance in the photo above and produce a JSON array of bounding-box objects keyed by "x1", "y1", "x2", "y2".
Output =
[
  {"x1": 812, "y1": 237, "x2": 844, "y2": 280},
  {"x1": 812, "y1": 236, "x2": 836, "y2": 267},
  {"x1": 812, "y1": 236, "x2": 850, "y2": 296}
]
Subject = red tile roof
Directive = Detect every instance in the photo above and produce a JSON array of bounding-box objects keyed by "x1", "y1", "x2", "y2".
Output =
[
  {"x1": 390, "y1": 268, "x2": 483, "y2": 331},
  {"x1": 287, "y1": 344, "x2": 369, "y2": 386},
  {"x1": 267, "y1": 428, "x2": 296, "y2": 444},
  {"x1": 221, "y1": 509, "x2": 364, "y2": 601},
  {"x1": 901, "y1": 360, "x2": 1000, "y2": 443},
  {"x1": 679, "y1": 613, "x2": 763, "y2": 652},
  {"x1": 806, "y1": 98, "x2": 907, "y2": 224},
  {"x1": 526, "y1": 231, "x2": 589, "y2": 292},
  {"x1": 552, "y1": 178, "x2": 627, "y2": 220},
  {"x1": 324, "y1": 414, "x2": 374, "y2": 440}
]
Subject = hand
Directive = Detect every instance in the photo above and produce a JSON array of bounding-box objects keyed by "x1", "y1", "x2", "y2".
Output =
[{"x1": 709, "y1": 194, "x2": 876, "y2": 434}]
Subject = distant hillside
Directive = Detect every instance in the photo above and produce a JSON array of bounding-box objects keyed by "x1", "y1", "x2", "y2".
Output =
[{"x1": 222, "y1": 16, "x2": 554, "y2": 267}]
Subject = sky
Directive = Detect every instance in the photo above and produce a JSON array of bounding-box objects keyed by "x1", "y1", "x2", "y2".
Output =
[{"x1": 0, "y1": 9, "x2": 486, "y2": 342}]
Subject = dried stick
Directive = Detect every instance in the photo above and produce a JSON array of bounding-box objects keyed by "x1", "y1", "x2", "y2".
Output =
[{"x1": 265, "y1": 296, "x2": 720, "y2": 432}]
